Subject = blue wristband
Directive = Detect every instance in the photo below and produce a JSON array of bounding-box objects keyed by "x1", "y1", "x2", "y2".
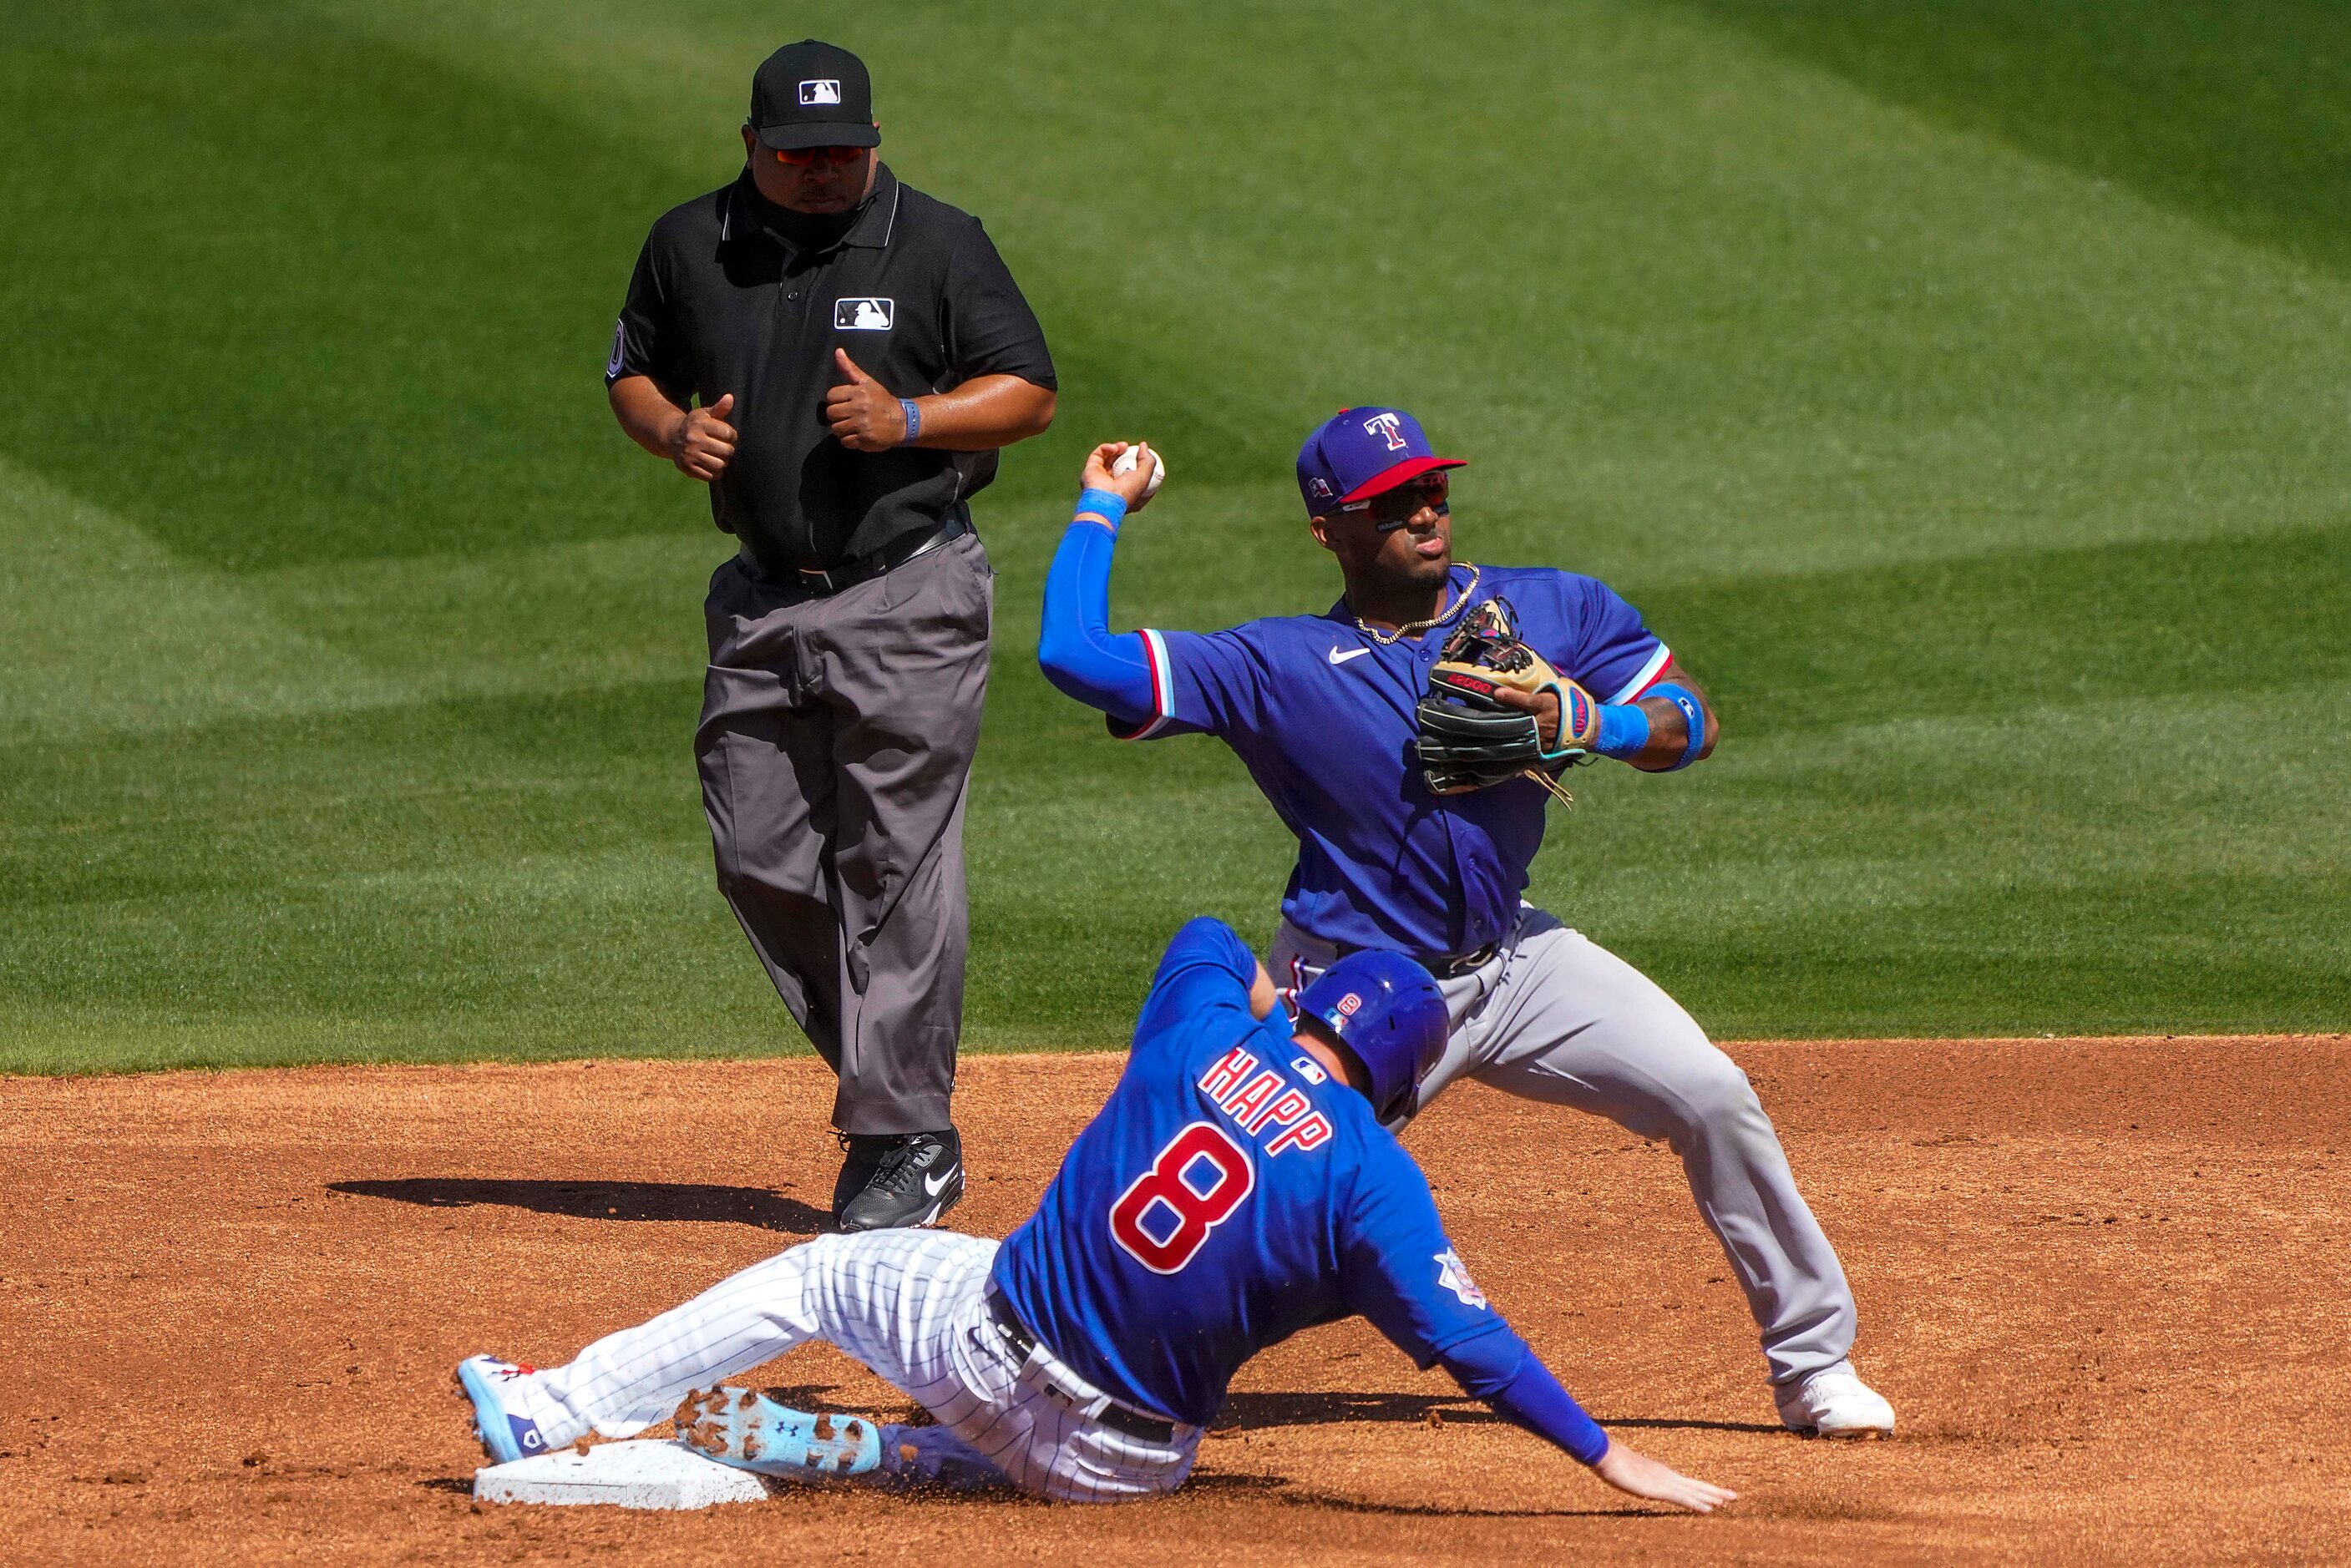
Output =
[
  {"x1": 1075, "y1": 487, "x2": 1127, "y2": 530},
  {"x1": 899, "y1": 397, "x2": 922, "y2": 443},
  {"x1": 1647, "y1": 682, "x2": 1706, "y2": 771},
  {"x1": 1593, "y1": 702, "x2": 1651, "y2": 760}
]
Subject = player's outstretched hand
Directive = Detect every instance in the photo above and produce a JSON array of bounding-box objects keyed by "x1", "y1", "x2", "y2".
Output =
[
  {"x1": 668, "y1": 392, "x2": 737, "y2": 482},
  {"x1": 1590, "y1": 1439, "x2": 1737, "y2": 1515},
  {"x1": 1081, "y1": 441, "x2": 1159, "y2": 511}
]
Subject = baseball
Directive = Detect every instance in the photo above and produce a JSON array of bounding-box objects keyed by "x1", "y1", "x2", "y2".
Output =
[{"x1": 1112, "y1": 443, "x2": 1167, "y2": 505}]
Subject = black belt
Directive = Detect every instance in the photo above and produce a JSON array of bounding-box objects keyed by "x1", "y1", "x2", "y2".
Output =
[
  {"x1": 985, "y1": 1288, "x2": 1176, "y2": 1444},
  {"x1": 747, "y1": 513, "x2": 970, "y2": 598},
  {"x1": 1333, "y1": 939, "x2": 1499, "y2": 979}
]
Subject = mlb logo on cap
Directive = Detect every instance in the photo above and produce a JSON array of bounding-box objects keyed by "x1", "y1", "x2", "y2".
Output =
[
  {"x1": 1295, "y1": 406, "x2": 1467, "y2": 518},
  {"x1": 749, "y1": 40, "x2": 881, "y2": 150}
]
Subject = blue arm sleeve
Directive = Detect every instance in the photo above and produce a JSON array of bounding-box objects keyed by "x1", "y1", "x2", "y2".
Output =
[
  {"x1": 1440, "y1": 1329, "x2": 1610, "y2": 1466},
  {"x1": 1037, "y1": 516, "x2": 1155, "y2": 728}
]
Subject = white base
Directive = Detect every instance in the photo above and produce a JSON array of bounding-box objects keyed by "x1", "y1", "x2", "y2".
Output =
[{"x1": 473, "y1": 1439, "x2": 772, "y2": 1510}]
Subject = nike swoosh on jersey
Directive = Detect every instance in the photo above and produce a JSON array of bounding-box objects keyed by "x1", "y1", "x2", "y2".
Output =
[
  {"x1": 1327, "y1": 646, "x2": 1371, "y2": 665},
  {"x1": 924, "y1": 1165, "x2": 960, "y2": 1197}
]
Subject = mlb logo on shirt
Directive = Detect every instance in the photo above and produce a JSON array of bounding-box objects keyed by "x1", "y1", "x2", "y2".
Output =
[
  {"x1": 835, "y1": 297, "x2": 894, "y2": 331},
  {"x1": 799, "y1": 78, "x2": 842, "y2": 105}
]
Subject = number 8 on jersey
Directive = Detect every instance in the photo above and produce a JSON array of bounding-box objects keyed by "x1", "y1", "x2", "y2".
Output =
[{"x1": 1108, "y1": 1122, "x2": 1254, "y2": 1273}]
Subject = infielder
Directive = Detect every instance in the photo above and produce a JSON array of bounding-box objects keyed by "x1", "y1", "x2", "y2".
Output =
[
  {"x1": 457, "y1": 918, "x2": 1734, "y2": 1511},
  {"x1": 1035, "y1": 417, "x2": 1895, "y2": 1437}
]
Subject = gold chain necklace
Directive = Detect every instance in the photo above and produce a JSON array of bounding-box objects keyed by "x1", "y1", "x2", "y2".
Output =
[{"x1": 1351, "y1": 564, "x2": 1482, "y2": 645}]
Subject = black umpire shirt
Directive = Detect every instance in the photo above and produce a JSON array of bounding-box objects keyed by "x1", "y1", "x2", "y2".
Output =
[{"x1": 607, "y1": 164, "x2": 1056, "y2": 570}]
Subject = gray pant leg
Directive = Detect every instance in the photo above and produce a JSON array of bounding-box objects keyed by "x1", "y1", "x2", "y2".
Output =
[
  {"x1": 1272, "y1": 913, "x2": 1858, "y2": 1384},
  {"x1": 1468, "y1": 915, "x2": 1856, "y2": 1384},
  {"x1": 697, "y1": 536, "x2": 992, "y2": 1135},
  {"x1": 700, "y1": 563, "x2": 847, "y2": 1065}
]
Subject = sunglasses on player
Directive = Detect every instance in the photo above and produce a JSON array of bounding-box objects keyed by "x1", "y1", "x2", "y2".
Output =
[
  {"x1": 1342, "y1": 473, "x2": 1451, "y2": 530},
  {"x1": 771, "y1": 144, "x2": 866, "y2": 167}
]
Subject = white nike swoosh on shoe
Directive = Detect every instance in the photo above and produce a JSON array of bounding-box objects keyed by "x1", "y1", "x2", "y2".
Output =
[
  {"x1": 924, "y1": 1165, "x2": 960, "y2": 1197},
  {"x1": 1328, "y1": 646, "x2": 1370, "y2": 665}
]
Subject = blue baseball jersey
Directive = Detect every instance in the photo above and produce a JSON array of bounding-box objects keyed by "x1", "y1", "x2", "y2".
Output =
[
  {"x1": 1115, "y1": 564, "x2": 1669, "y2": 954},
  {"x1": 989, "y1": 918, "x2": 1516, "y2": 1427}
]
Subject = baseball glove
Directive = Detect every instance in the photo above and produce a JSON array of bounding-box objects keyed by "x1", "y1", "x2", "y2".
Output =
[{"x1": 1414, "y1": 596, "x2": 1598, "y2": 807}]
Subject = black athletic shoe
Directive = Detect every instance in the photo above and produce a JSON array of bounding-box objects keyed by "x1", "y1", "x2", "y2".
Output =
[
  {"x1": 831, "y1": 1131, "x2": 889, "y2": 1222},
  {"x1": 836, "y1": 1129, "x2": 964, "y2": 1232}
]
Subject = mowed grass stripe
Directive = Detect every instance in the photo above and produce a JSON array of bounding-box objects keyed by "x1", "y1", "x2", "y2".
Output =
[
  {"x1": 1676, "y1": 0, "x2": 2351, "y2": 280},
  {"x1": 0, "y1": 458, "x2": 408, "y2": 745}
]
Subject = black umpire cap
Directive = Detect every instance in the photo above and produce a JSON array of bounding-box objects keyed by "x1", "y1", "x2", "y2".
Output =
[{"x1": 749, "y1": 40, "x2": 881, "y2": 149}]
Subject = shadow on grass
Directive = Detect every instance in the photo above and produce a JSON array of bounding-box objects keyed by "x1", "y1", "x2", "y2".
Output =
[{"x1": 331, "y1": 1178, "x2": 828, "y2": 1234}]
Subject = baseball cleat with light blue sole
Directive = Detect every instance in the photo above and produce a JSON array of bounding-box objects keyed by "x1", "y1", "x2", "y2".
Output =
[
  {"x1": 456, "y1": 1355, "x2": 552, "y2": 1464},
  {"x1": 672, "y1": 1386, "x2": 882, "y2": 1479}
]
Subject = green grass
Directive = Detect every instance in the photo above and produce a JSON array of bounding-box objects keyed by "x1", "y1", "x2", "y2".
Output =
[{"x1": 3, "y1": 0, "x2": 2346, "y2": 1071}]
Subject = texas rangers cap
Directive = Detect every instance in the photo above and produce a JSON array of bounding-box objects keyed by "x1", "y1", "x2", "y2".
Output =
[
  {"x1": 1295, "y1": 406, "x2": 1467, "y2": 518},
  {"x1": 750, "y1": 40, "x2": 881, "y2": 150}
]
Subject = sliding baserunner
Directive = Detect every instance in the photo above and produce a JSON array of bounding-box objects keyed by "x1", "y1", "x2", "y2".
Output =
[
  {"x1": 457, "y1": 918, "x2": 1732, "y2": 1510},
  {"x1": 1036, "y1": 415, "x2": 1894, "y2": 1437}
]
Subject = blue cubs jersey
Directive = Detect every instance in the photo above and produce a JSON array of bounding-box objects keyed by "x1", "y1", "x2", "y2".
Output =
[
  {"x1": 1112, "y1": 564, "x2": 1669, "y2": 955},
  {"x1": 989, "y1": 918, "x2": 1513, "y2": 1427}
]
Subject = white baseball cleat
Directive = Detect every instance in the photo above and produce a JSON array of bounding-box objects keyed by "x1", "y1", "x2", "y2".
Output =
[{"x1": 1774, "y1": 1362, "x2": 1896, "y2": 1438}]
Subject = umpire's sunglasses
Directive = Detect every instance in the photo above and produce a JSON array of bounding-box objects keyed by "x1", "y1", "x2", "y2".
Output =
[
  {"x1": 771, "y1": 144, "x2": 866, "y2": 167},
  {"x1": 1342, "y1": 473, "x2": 1451, "y2": 530}
]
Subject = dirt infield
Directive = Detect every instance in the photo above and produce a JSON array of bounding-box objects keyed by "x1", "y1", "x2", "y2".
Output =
[{"x1": 3, "y1": 1038, "x2": 2345, "y2": 1565}]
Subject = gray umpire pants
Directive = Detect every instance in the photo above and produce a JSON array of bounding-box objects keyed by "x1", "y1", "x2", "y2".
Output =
[
  {"x1": 1273, "y1": 907, "x2": 1857, "y2": 1387},
  {"x1": 697, "y1": 532, "x2": 993, "y2": 1136}
]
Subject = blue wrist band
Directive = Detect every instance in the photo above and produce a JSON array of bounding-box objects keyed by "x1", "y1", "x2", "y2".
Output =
[
  {"x1": 1075, "y1": 487, "x2": 1127, "y2": 529},
  {"x1": 899, "y1": 398, "x2": 922, "y2": 443},
  {"x1": 1594, "y1": 702, "x2": 1651, "y2": 760},
  {"x1": 1648, "y1": 682, "x2": 1706, "y2": 771}
]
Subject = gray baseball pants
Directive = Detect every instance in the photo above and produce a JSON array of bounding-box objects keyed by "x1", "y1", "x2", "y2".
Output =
[
  {"x1": 1273, "y1": 907, "x2": 1857, "y2": 1386},
  {"x1": 697, "y1": 532, "x2": 993, "y2": 1136}
]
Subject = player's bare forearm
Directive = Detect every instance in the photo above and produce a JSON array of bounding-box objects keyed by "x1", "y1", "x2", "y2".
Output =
[
  {"x1": 1623, "y1": 663, "x2": 1718, "y2": 772},
  {"x1": 1507, "y1": 660, "x2": 1718, "y2": 771}
]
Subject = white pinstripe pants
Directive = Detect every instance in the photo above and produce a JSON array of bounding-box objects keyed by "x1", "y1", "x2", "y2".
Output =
[{"x1": 508, "y1": 1231, "x2": 1199, "y2": 1503}]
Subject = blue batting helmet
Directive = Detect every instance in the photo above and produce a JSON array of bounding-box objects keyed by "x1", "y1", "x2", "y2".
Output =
[{"x1": 1295, "y1": 951, "x2": 1448, "y2": 1122}]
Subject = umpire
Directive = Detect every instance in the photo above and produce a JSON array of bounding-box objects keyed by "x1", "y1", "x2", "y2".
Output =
[{"x1": 605, "y1": 40, "x2": 1056, "y2": 1231}]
